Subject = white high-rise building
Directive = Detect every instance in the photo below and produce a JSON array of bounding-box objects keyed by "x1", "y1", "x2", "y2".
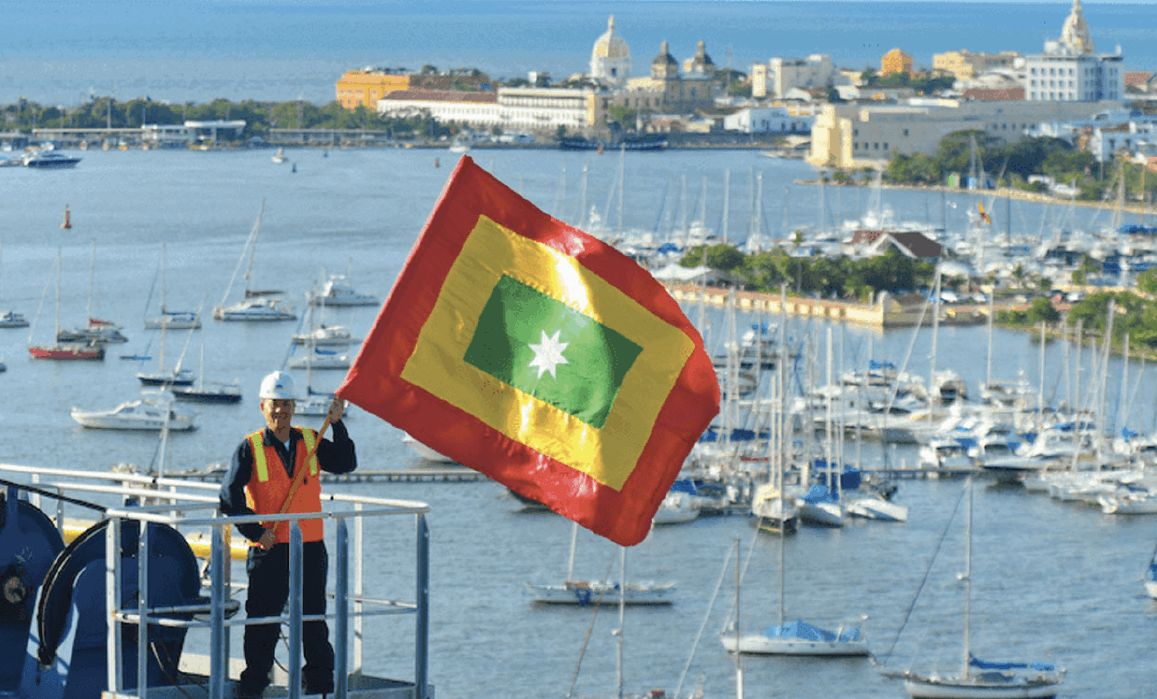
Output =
[
  {"x1": 1024, "y1": 0, "x2": 1124, "y2": 102},
  {"x1": 590, "y1": 15, "x2": 631, "y2": 89}
]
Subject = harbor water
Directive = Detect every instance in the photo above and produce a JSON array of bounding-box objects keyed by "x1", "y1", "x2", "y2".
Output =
[{"x1": 1, "y1": 147, "x2": 1156, "y2": 698}]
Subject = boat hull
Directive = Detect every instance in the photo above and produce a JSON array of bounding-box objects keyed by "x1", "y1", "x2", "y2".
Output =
[
  {"x1": 526, "y1": 581, "x2": 674, "y2": 605},
  {"x1": 70, "y1": 412, "x2": 196, "y2": 430},
  {"x1": 173, "y1": 385, "x2": 243, "y2": 403},
  {"x1": 904, "y1": 674, "x2": 1062, "y2": 699},
  {"x1": 29, "y1": 344, "x2": 105, "y2": 360},
  {"x1": 721, "y1": 633, "x2": 869, "y2": 656}
]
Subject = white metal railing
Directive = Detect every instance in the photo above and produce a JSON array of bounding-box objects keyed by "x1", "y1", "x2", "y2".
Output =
[{"x1": 0, "y1": 463, "x2": 432, "y2": 699}]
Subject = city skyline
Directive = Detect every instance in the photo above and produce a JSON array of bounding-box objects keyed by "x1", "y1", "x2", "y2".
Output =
[{"x1": 5, "y1": 0, "x2": 1152, "y2": 106}]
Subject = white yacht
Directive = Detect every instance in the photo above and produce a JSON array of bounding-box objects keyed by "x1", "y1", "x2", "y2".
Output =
[
  {"x1": 212, "y1": 296, "x2": 296, "y2": 321},
  {"x1": 70, "y1": 398, "x2": 196, "y2": 431},
  {"x1": 306, "y1": 275, "x2": 379, "y2": 307}
]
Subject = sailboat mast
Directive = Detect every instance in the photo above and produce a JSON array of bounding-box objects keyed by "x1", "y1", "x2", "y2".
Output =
[
  {"x1": 54, "y1": 248, "x2": 62, "y2": 340},
  {"x1": 963, "y1": 478, "x2": 973, "y2": 678},
  {"x1": 930, "y1": 268, "x2": 941, "y2": 423},
  {"x1": 617, "y1": 146, "x2": 625, "y2": 236},
  {"x1": 85, "y1": 240, "x2": 95, "y2": 322},
  {"x1": 985, "y1": 292, "x2": 994, "y2": 389},
  {"x1": 616, "y1": 547, "x2": 626, "y2": 699},
  {"x1": 565, "y1": 521, "x2": 578, "y2": 583},
  {"x1": 722, "y1": 169, "x2": 731, "y2": 245}
]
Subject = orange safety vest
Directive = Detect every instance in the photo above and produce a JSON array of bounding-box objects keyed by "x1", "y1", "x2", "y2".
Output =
[{"x1": 244, "y1": 427, "x2": 323, "y2": 544}]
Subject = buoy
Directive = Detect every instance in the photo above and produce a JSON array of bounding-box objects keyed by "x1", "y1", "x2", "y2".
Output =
[
  {"x1": 291, "y1": 162, "x2": 297, "y2": 173},
  {"x1": 61, "y1": 206, "x2": 71, "y2": 229},
  {"x1": 434, "y1": 157, "x2": 440, "y2": 168}
]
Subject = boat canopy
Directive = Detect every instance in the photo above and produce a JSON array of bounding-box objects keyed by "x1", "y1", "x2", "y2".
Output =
[
  {"x1": 766, "y1": 620, "x2": 861, "y2": 643},
  {"x1": 969, "y1": 654, "x2": 1056, "y2": 672}
]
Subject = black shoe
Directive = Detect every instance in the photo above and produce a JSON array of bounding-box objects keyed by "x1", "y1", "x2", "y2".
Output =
[{"x1": 234, "y1": 686, "x2": 264, "y2": 699}]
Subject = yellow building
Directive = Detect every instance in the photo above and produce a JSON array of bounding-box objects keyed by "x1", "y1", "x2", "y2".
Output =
[
  {"x1": 335, "y1": 70, "x2": 411, "y2": 110},
  {"x1": 933, "y1": 50, "x2": 1021, "y2": 81},
  {"x1": 881, "y1": 48, "x2": 913, "y2": 77}
]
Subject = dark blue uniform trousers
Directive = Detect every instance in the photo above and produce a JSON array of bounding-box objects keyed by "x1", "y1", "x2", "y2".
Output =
[{"x1": 239, "y1": 540, "x2": 335, "y2": 696}]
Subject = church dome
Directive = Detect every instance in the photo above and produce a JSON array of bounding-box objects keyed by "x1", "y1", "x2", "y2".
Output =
[
  {"x1": 590, "y1": 15, "x2": 631, "y2": 87},
  {"x1": 1060, "y1": 0, "x2": 1094, "y2": 54},
  {"x1": 652, "y1": 41, "x2": 678, "y2": 69},
  {"x1": 686, "y1": 40, "x2": 715, "y2": 74}
]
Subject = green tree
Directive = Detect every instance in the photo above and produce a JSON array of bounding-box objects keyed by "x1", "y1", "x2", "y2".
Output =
[
  {"x1": 1027, "y1": 297, "x2": 1060, "y2": 324},
  {"x1": 1137, "y1": 268, "x2": 1157, "y2": 296}
]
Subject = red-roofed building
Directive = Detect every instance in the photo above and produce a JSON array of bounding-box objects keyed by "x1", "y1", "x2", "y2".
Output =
[{"x1": 1125, "y1": 71, "x2": 1157, "y2": 93}]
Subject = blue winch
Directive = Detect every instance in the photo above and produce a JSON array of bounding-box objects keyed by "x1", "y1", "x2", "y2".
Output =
[
  {"x1": 0, "y1": 486, "x2": 67, "y2": 692},
  {"x1": 0, "y1": 481, "x2": 203, "y2": 699}
]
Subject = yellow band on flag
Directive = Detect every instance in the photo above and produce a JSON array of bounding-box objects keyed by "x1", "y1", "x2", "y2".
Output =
[{"x1": 401, "y1": 214, "x2": 694, "y2": 490}]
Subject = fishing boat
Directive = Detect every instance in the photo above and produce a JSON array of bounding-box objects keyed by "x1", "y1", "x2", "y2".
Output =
[
  {"x1": 895, "y1": 479, "x2": 1065, "y2": 698},
  {"x1": 0, "y1": 463, "x2": 432, "y2": 699},
  {"x1": 212, "y1": 201, "x2": 296, "y2": 322},
  {"x1": 525, "y1": 521, "x2": 675, "y2": 605},
  {"x1": 28, "y1": 248, "x2": 105, "y2": 360}
]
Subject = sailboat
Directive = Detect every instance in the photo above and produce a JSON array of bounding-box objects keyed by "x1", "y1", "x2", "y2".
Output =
[
  {"x1": 172, "y1": 340, "x2": 242, "y2": 403},
  {"x1": 897, "y1": 479, "x2": 1065, "y2": 698},
  {"x1": 0, "y1": 243, "x2": 29, "y2": 328},
  {"x1": 137, "y1": 301, "x2": 198, "y2": 386},
  {"x1": 143, "y1": 244, "x2": 201, "y2": 329},
  {"x1": 722, "y1": 481, "x2": 867, "y2": 656},
  {"x1": 525, "y1": 521, "x2": 674, "y2": 605},
  {"x1": 28, "y1": 248, "x2": 105, "y2": 360},
  {"x1": 56, "y1": 241, "x2": 127, "y2": 344},
  {"x1": 271, "y1": 147, "x2": 288, "y2": 164},
  {"x1": 212, "y1": 200, "x2": 296, "y2": 321}
]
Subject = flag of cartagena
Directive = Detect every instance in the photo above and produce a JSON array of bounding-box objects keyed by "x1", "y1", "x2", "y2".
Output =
[{"x1": 337, "y1": 155, "x2": 719, "y2": 546}]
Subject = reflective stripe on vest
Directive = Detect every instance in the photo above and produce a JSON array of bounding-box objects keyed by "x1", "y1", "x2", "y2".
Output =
[{"x1": 248, "y1": 429, "x2": 319, "y2": 483}]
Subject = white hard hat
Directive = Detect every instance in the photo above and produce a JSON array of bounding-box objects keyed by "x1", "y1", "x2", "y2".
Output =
[{"x1": 259, "y1": 371, "x2": 298, "y2": 400}]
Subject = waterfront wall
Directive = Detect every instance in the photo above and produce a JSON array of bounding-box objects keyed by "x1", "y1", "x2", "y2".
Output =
[{"x1": 663, "y1": 283, "x2": 986, "y2": 327}]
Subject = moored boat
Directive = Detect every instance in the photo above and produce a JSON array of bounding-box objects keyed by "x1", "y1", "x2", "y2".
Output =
[
  {"x1": 22, "y1": 150, "x2": 81, "y2": 168},
  {"x1": 306, "y1": 274, "x2": 380, "y2": 307},
  {"x1": 70, "y1": 398, "x2": 196, "y2": 431}
]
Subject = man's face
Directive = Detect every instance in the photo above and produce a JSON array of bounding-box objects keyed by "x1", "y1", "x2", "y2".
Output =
[{"x1": 261, "y1": 398, "x2": 295, "y2": 433}]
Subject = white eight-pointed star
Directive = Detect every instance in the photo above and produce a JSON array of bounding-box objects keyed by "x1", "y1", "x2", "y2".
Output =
[{"x1": 528, "y1": 329, "x2": 569, "y2": 379}]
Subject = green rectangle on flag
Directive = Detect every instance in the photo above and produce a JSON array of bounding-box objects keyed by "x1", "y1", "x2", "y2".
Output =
[{"x1": 463, "y1": 274, "x2": 642, "y2": 429}]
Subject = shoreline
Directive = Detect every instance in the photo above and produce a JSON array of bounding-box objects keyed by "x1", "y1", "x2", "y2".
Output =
[{"x1": 794, "y1": 178, "x2": 1156, "y2": 218}]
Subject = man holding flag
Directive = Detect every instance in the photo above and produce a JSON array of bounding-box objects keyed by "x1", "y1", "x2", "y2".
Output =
[
  {"x1": 338, "y1": 156, "x2": 719, "y2": 546},
  {"x1": 219, "y1": 371, "x2": 356, "y2": 699}
]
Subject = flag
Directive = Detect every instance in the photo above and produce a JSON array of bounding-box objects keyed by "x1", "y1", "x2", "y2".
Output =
[{"x1": 337, "y1": 156, "x2": 719, "y2": 546}]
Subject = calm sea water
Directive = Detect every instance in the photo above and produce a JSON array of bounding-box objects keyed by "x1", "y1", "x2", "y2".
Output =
[
  {"x1": 7, "y1": 1, "x2": 1157, "y2": 106},
  {"x1": 2, "y1": 148, "x2": 1157, "y2": 698}
]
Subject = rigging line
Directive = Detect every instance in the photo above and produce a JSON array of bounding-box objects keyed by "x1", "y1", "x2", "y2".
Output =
[
  {"x1": 674, "y1": 540, "x2": 736, "y2": 699},
  {"x1": 0, "y1": 477, "x2": 107, "y2": 512},
  {"x1": 877, "y1": 480, "x2": 968, "y2": 668},
  {"x1": 565, "y1": 549, "x2": 619, "y2": 699}
]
